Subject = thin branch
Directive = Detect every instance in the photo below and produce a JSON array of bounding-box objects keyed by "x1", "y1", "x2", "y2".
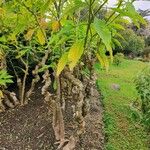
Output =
[
  {"x1": 84, "y1": 0, "x2": 93, "y2": 48},
  {"x1": 106, "y1": 0, "x2": 123, "y2": 24},
  {"x1": 20, "y1": 56, "x2": 29, "y2": 105},
  {"x1": 94, "y1": 0, "x2": 108, "y2": 16}
]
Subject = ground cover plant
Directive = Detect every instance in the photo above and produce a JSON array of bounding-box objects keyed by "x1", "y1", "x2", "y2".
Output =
[
  {"x1": 0, "y1": 0, "x2": 147, "y2": 149},
  {"x1": 135, "y1": 65, "x2": 150, "y2": 131}
]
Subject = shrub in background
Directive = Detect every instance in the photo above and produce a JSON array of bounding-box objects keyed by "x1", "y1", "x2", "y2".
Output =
[
  {"x1": 142, "y1": 46, "x2": 150, "y2": 62},
  {"x1": 113, "y1": 53, "x2": 124, "y2": 66},
  {"x1": 135, "y1": 66, "x2": 150, "y2": 130},
  {"x1": 145, "y1": 35, "x2": 150, "y2": 47},
  {"x1": 120, "y1": 29, "x2": 145, "y2": 56}
]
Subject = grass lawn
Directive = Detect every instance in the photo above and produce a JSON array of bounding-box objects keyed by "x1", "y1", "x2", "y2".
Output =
[{"x1": 96, "y1": 59, "x2": 149, "y2": 150}]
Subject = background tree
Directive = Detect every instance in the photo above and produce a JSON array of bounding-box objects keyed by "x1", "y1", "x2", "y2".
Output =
[{"x1": 118, "y1": 29, "x2": 145, "y2": 56}]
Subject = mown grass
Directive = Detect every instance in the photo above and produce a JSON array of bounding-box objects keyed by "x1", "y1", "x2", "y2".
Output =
[{"x1": 95, "y1": 59, "x2": 149, "y2": 150}]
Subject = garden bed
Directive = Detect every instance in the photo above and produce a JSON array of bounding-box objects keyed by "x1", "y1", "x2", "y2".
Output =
[{"x1": 0, "y1": 83, "x2": 104, "y2": 150}]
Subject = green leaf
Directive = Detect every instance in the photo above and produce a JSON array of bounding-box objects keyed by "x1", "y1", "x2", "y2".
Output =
[
  {"x1": 0, "y1": 70, "x2": 13, "y2": 86},
  {"x1": 93, "y1": 18, "x2": 112, "y2": 51},
  {"x1": 25, "y1": 29, "x2": 35, "y2": 41},
  {"x1": 40, "y1": 0, "x2": 54, "y2": 13},
  {"x1": 16, "y1": 49, "x2": 29, "y2": 59},
  {"x1": 62, "y1": 0, "x2": 86, "y2": 18},
  {"x1": 96, "y1": 53, "x2": 105, "y2": 69},
  {"x1": 0, "y1": 36, "x2": 7, "y2": 42},
  {"x1": 111, "y1": 23, "x2": 125, "y2": 30},
  {"x1": 115, "y1": 18, "x2": 130, "y2": 25},
  {"x1": 13, "y1": 14, "x2": 28, "y2": 34},
  {"x1": 115, "y1": 33, "x2": 125, "y2": 40},
  {"x1": 68, "y1": 40, "x2": 84, "y2": 70},
  {"x1": 38, "y1": 64, "x2": 52, "y2": 73},
  {"x1": 36, "y1": 29, "x2": 45, "y2": 45},
  {"x1": 112, "y1": 38, "x2": 122, "y2": 48},
  {"x1": 56, "y1": 52, "x2": 68, "y2": 76},
  {"x1": 112, "y1": 2, "x2": 146, "y2": 27},
  {"x1": 96, "y1": 45, "x2": 109, "y2": 72}
]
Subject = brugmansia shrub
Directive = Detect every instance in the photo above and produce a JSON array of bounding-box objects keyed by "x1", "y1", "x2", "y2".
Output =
[
  {"x1": 113, "y1": 53, "x2": 124, "y2": 66},
  {"x1": 135, "y1": 66, "x2": 150, "y2": 130},
  {"x1": 120, "y1": 29, "x2": 145, "y2": 55},
  {"x1": 0, "y1": 0, "x2": 146, "y2": 149}
]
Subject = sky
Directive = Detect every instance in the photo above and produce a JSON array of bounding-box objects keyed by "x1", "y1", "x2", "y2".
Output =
[
  {"x1": 107, "y1": 0, "x2": 150, "y2": 19},
  {"x1": 107, "y1": 0, "x2": 150, "y2": 10},
  {"x1": 133, "y1": 1, "x2": 150, "y2": 10}
]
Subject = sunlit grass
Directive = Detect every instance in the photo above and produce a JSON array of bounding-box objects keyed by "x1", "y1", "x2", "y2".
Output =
[{"x1": 96, "y1": 59, "x2": 149, "y2": 150}]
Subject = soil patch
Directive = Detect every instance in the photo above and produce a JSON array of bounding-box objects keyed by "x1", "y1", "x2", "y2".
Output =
[{"x1": 0, "y1": 84, "x2": 104, "y2": 150}]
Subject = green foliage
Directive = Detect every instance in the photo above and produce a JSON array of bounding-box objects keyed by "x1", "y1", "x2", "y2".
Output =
[
  {"x1": 0, "y1": 0, "x2": 145, "y2": 77},
  {"x1": 135, "y1": 66, "x2": 150, "y2": 130},
  {"x1": 113, "y1": 2, "x2": 146, "y2": 28},
  {"x1": 96, "y1": 59, "x2": 149, "y2": 150},
  {"x1": 56, "y1": 52, "x2": 68, "y2": 76},
  {"x1": 68, "y1": 40, "x2": 84, "y2": 70},
  {"x1": 113, "y1": 53, "x2": 124, "y2": 66},
  {"x1": 142, "y1": 46, "x2": 150, "y2": 60},
  {"x1": 93, "y1": 18, "x2": 112, "y2": 51},
  {"x1": 145, "y1": 35, "x2": 150, "y2": 47},
  {"x1": 56, "y1": 40, "x2": 84, "y2": 76},
  {"x1": 0, "y1": 70, "x2": 13, "y2": 86},
  {"x1": 120, "y1": 29, "x2": 145, "y2": 55},
  {"x1": 0, "y1": 1, "x2": 148, "y2": 148}
]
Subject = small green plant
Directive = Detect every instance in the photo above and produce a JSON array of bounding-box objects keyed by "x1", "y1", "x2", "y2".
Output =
[
  {"x1": 135, "y1": 66, "x2": 150, "y2": 130},
  {"x1": 113, "y1": 53, "x2": 124, "y2": 66},
  {"x1": 0, "y1": 70, "x2": 13, "y2": 87}
]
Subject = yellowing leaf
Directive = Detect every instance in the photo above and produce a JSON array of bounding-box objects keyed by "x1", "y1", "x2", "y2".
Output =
[
  {"x1": 9, "y1": 33, "x2": 17, "y2": 43},
  {"x1": 0, "y1": 90, "x2": 4, "y2": 99},
  {"x1": 68, "y1": 41, "x2": 84, "y2": 70},
  {"x1": 56, "y1": 52, "x2": 68, "y2": 76},
  {"x1": 97, "y1": 45, "x2": 110, "y2": 72},
  {"x1": 25, "y1": 29, "x2": 34, "y2": 41},
  {"x1": 96, "y1": 53, "x2": 109, "y2": 72},
  {"x1": 39, "y1": 18, "x2": 48, "y2": 29},
  {"x1": 115, "y1": 33, "x2": 125, "y2": 40},
  {"x1": 52, "y1": 21, "x2": 60, "y2": 32},
  {"x1": 96, "y1": 53, "x2": 105, "y2": 68},
  {"x1": 36, "y1": 29, "x2": 45, "y2": 45},
  {"x1": 0, "y1": 8, "x2": 5, "y2": 17},
  {"x1": 113, "y1": 38, "x2": 122, "y2": 48},
  {"x1": 111, "y1": 23, "x2": 125, "y2": 30},
  {"x1": 108, "y1": 47, "x2": 113, "y2": 63},
  {"x1": 0, "y1": 50, "x2": 4, "y2": 60},
  {"x1": 103, "y1": 56, "x2": 109, "y2": 72}
]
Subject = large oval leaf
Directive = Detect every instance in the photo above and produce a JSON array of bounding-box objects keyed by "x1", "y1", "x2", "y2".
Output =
[
  {"x1": 25, "y1": 29, "x2": 34, "y2": 41},
  {"x1": 68, "y1": 40, "x2": 84, "y2": 70},
  {"x1": 36, "y1": 29, "x2": 45, "y2": 45},
  {"x1": 93, "y1": 18, "x2": 112, "y2": 51},
  {"x1": 52, "y1": 21, "x2": 60, "y2": 32},
  {"x1": 56, "y1": 52, "x2": 68, "y2": 76},
  {"x1": 97, "y1": 45, "x2": 109, "y2": 72}
]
